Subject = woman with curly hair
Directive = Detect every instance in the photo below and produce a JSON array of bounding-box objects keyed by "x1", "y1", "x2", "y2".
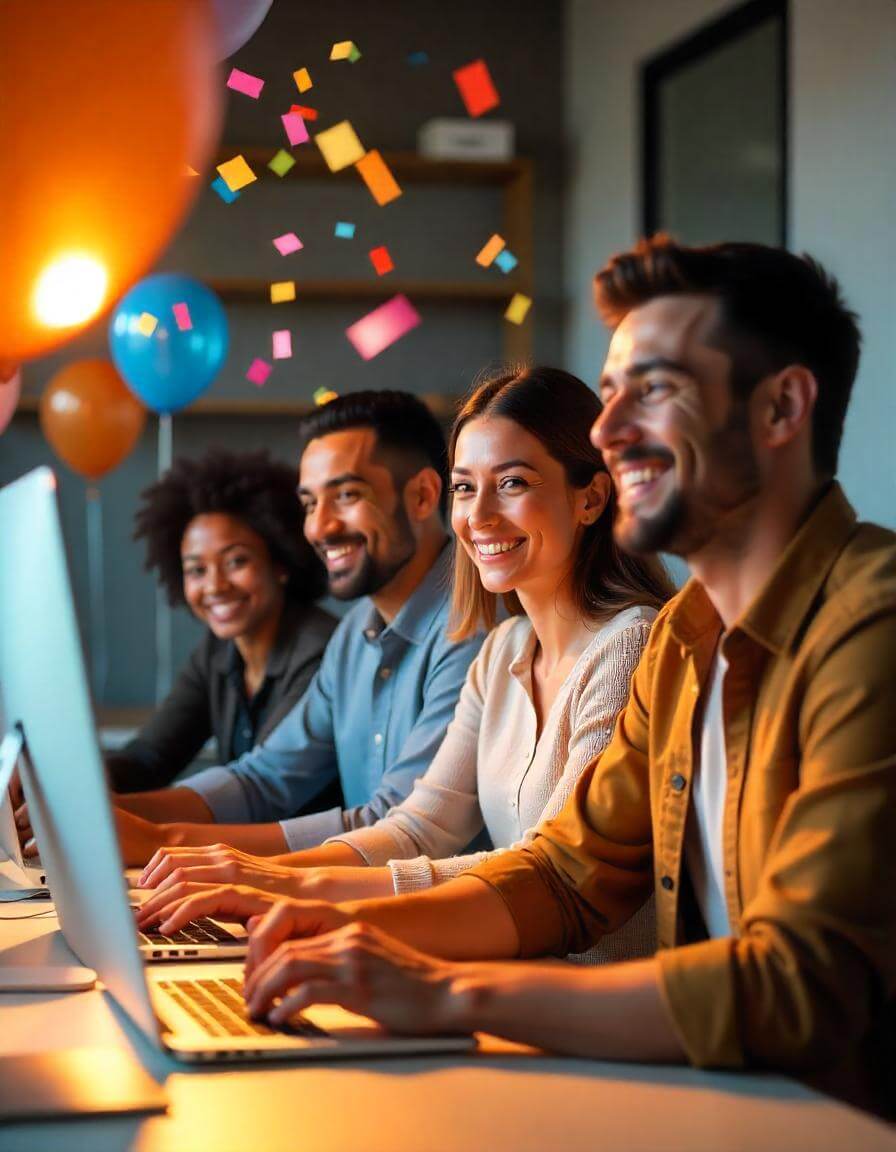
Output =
[{"x1": 107, "y1": 449, "x2": 337, "y2": 798}]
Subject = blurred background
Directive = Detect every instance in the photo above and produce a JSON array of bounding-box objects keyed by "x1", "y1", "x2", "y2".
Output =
[{"x1": 2, "y1": 0, "x2": 894, "y2": 712}]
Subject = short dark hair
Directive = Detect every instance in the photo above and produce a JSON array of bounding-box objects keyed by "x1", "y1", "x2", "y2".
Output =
[
  {"x1": 594, "y1": 235, "x2": 861, "y2": 477},
  {"x1": 448, "y1": 365, "x2": 675, "y2": 639},
  {"x1": 134, "y1": 449, "x2": 325, "y2": 607},
  {"x1": 297, "y1": 390, "x2": 449, "y2": 516}
]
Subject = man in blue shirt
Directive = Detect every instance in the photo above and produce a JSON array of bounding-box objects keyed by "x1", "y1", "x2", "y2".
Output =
[{"x1": 113, "y1": 392, "x2": 484, "y2": 864}]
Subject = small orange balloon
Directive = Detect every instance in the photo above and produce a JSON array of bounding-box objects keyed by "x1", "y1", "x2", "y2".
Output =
[
  {"x1": 40, "y1": 360, "x2": 146, "y2": 481},
  {"x1": 0, "y1": 1, "x2": 221, "y2": 363}
]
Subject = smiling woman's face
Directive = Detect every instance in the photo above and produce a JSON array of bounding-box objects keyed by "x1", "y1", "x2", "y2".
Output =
[
  {"x1": 180, "y1": 512, "x2": 285, "y2": 642},
  {"x1": 450, "y1": 415, "x2": 600, "y2": 603}
]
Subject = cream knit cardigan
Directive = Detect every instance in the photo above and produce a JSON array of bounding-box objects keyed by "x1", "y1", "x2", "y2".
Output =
[{"x1": 328, "y1": 605, "x2": 657, "y2": 964}]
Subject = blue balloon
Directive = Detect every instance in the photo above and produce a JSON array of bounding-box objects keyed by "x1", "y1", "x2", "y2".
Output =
[{"x1": 108, "y1": 274, "x2": 228, "y2": 414}]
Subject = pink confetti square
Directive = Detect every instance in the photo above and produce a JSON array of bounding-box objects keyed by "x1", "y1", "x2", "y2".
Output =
[
  {"x1": 281, "y1": 111, "x2": 309, "y2": 146},
  {"x1": 246, "y1": 357, "x2": 273, "y2": 387},
  {"x1": 172, "y1": 302, "x2": 192, "y2": 331},
  {"x1": 272, "y1": 330, "x2": 293, "y2": 359},
  {"x1": 227, "y1": 68, "x2": 265, "y2": 99},
  {"x1": 345, "y1": 295, "x2": 422, "y2": 361},
  {"x1": 272, "y1": 232, "x2": 303, "y2": 256}
]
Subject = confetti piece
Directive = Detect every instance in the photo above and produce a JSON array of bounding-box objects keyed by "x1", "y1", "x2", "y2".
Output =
[
  {"x1": 290, "y1": 104, "x2": 318, "y2": 122},
  {"x1": 270, "y1": 281, "x2": 296, "y2": 303},
  {"x1": 315, "y1": 120, "x2": 365, "y2": 172},
  {"x1": 211, "y1": 176, "x2": 241, "y2": 203},
  {"x1": 314, "y1": 387, "x2": 339, "y2": 405},
  {"x1": 330, "y1": 40, "x2": 361, "y2": 62},
  {"x1": 268, "y1": 149, "x2": 296, "y2": 177},
  {"x1": 346, "y1": 295, "x2": 421, "y2": 360},
  {"x1": 273, "y1": 232, "x2": 303, "y2": 255},
  {"x1": 272, "y1": 330, "x2": 293, "y2": 359},
  {"x1": 282, "y1": 111, "x2": 309, "y2": 147},
  {"x1": 476, "y1": 233, "x2": 506, "y2": 267},
  {"x1": 227, "y1": 68, "x2": 265, "y2": 99},
  {"x1": 172, "y1": 302, "x2": 192, "y2": 331},
  {"x1": 453, "y1": 59, "x2": 500, "y2": 118},
  {"x1": 369, "y1": 246, "x2": 394, "y2": 276},
  {"x1": 494, "y1": 248, "x2": 518, "y2": 274},
  {"x1": 185, "y1": 165, "x2": 200, "y2": 177},
  {"x1": 355, "y1": 150, "x2": 402, "y2": 206},
  {"x1": 293, "y1": 67, "x2": 313, "y2": 93},
  {"x1": 136, "y1": 312, "x2": 158, "y2": 337},
  {"x1": 504, "y1": 293, "x2": 532, "y2": 325},
  {"x1": 334, "y1": 221, "x2": 356, "y2": 239},
  {"x1": 246, "y1": 358, "x2": 272, "y2": 387},
  {"x1": 217, "y1": 154, "x2": 257, "y2": 192},
  {"x1": 407, "y1": 51, "x2": 430, "y2": 67}
]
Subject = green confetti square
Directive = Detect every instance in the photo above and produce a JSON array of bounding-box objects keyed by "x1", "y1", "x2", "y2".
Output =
[
  {"x1": 268, "y1": 149, "x2": 296, "y2": 177},
  {"x1": 348, "y1": 44, "x2": 362, "y2": 62}
]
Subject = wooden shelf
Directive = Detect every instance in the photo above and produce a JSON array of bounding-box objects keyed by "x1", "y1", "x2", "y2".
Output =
[
  {"x1": 222, "y1": 148, "x2": 530, "y2": 186},
  {"x1": 209, "y1": 277, "x2": 524, "y2": 303},
  {"x1": 16, "y1": 393, "x2": 461, "y2": 420}
]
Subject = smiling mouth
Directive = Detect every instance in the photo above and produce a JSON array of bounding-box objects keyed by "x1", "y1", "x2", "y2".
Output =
[
  {"x1": 474, "y1": 538, "x2": 525, "y2": 559},
  {"x1": 617, "y1": 464, "x2": 671, "y2": 504},
  {"x1": 319, "y1": 540, "x2": 365, "y2": 573},
  {"x1": 205, "y1": 600, "x2": 247, "y2": 623}
]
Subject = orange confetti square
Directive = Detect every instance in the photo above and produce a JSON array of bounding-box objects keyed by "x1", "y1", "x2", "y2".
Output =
[
  {"x1": 355, "y1": 150, "x2": 402, "y2": 206},
  {"x1": 270, "y1": 281, "x2": 296, "y2": 303},
  {"x1": 476, "y1": 234, "x2": 506, "y2": 267},
  {"x1": 453, "y1": 59, "x2": 500, "y2": 118},
  {"x1": 293, "y1": 67, "x2": 312, "y2": 93},
  {"x1": 369, "y1": 246, "x2": 394, "y2": 275}
]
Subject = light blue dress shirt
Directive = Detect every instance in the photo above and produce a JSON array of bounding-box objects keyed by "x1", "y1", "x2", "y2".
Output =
[{"x1": 184, "y1": 544, "x2": 485, "y2": 852}]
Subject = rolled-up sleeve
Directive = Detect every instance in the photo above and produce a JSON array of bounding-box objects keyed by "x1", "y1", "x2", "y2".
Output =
[{"x1": 658, "y1": 611, "x2": 896, "y2": 1072}]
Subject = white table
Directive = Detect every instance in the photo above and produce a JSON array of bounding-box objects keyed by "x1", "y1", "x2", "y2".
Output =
[{"x1": 1, "y1": 906, "x2": 894, "y2": 1152}]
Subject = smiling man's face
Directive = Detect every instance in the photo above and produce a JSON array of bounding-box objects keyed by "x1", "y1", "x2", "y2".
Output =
[
  {"x1": 592, "y1": 294, "x2": 762, "y2": 558},
  {"x1": 297, "y1": 426, "x2": 417, "y2": 600}
]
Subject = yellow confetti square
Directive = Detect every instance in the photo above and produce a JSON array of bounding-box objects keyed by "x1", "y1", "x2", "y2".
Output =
[
  {"x1": 216, "y1": 154, "x2": 257, "y2": 193},
  {"x1": 330, "y1": 40, "x2": 360, "y2": 61},
  {"x1": 136, "y1": 311, "x2": 158, "y2": 337},
  {"x1": 476, "y1": 234, "x2": 506, "y2": 267},
  {"x1": 504, "y1": 293, "x2": 532, "y2": 325},
  {"x1": 293, "y1": 67, "x2": 312, "y2": 92},
  {"x1": 270, "y1": 281, "x2": 296, "y2": 304},
  {"x1": 314, "y1": 120, "x2": 365, "y2": 172}
]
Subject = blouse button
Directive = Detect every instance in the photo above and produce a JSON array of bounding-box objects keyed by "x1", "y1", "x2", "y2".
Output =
[
  {"x1": 661, "y1": 875, "x2": 675, "y2": 891},
  {"x1": 671, "y1": 773, "x2": 686, "y2": 793}
]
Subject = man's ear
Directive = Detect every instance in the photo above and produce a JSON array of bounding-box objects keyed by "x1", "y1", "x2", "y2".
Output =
[
  {"x1": 404, "y1": 467, "x2": 443, "y2": 521},
  {"x1": 762, "y1": 365, "x2": 817, "y2": 449},
  {"x1": 581, "y1": 471, "x2": 611, "y2": 525}
]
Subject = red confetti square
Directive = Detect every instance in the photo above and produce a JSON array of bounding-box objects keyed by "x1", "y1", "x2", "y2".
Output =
[
  {"x1": 290, "y1": 103, "x2": 319, "y2": 122},
  {"x1": 452, "y1": 59, "x2": 500, "y2": 118},
  {"x1": 369, "y1": 245, "x2": 394, "y2": 276}
]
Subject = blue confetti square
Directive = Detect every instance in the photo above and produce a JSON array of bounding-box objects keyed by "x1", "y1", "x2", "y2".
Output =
[
  {"x1": 494, "y1": 248, "x2": 518, "y2": 274},
  {"x1": 334, "y1": 221, "x2": 356, "y2": 239},
  {"x1": 407, "y1": 50, "x2": 430, "y2": 67},
  {"x1": 211, "y1": 176, "x2": 240, "y2": 204}
]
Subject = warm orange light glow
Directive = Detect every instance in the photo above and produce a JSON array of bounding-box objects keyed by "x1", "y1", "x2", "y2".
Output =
[{"x1": 33, "y1": 255, "x2": 108, "y2": 329}]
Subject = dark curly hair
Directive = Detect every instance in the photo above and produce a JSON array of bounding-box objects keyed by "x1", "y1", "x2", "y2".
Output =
[{"x1": 134, "y1": 449, "x2": 326, "y2": 607}]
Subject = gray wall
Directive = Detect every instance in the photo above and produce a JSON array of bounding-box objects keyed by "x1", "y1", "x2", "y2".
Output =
[
  {"x1": 565, "y1": 0, "x2": 896, "y2": 532},
  {"x1": 2, "y1": 0, "x2": 566, "y2": 705}
]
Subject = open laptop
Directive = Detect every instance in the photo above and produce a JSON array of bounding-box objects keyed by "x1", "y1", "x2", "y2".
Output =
[{"x1": 0, "y1": 467, "x2": 474, "y2": 1062}]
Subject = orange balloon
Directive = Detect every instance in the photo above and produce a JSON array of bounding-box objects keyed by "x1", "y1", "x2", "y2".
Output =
[
  {"x1": 40, "y1": 360, "x2": 147, "y2": 481},
  {"x1": 0, "y1": 1, "x2": 221, "y2": 363}
]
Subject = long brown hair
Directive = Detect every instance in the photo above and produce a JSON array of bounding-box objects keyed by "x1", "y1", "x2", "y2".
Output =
[{"x1": 449, "y1": 365, "x2": 674, "y2": 640}]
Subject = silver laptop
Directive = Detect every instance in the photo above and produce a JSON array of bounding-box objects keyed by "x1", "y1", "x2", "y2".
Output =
[{"x1": 0, "y1": 467, "x2": 475, "y2": 1062}]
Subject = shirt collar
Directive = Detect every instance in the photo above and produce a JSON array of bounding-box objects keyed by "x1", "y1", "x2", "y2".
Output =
[
  {"x1": 669, "y1": 481, "x2": 857, "y2": 657},
  {"x1": 359, "y1": 539, "x2": 453, "y2": 646}
]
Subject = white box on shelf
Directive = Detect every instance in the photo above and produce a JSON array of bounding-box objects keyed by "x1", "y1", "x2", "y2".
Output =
[{"x1": 417, "y1": 118, "x2": 515, "y2": 162}]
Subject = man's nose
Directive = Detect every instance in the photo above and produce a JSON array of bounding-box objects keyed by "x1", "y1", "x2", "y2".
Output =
[{"x1": 591, "y1": 391, "x2": 641, "y2": 454}]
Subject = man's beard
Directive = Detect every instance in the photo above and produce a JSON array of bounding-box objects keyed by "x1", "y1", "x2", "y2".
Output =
[{"x1": 325, "y1": 505, "x2": 417, "y2": 601}]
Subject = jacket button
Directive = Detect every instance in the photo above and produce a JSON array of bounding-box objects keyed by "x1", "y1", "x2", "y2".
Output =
[
  {"x1": 671, "y1": 773, "x2": 686, "y2": 792},
  {"x1": 661, "y1": 875, "x2": 674, "y2": 891}
]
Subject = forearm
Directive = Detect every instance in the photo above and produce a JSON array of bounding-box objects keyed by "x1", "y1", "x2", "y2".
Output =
[
  {"x1": 341, "y1": 875, "x2": 520, "y2": 960},
  {"x1": 273, "y1": 842, "x2": 366, "y2": 868},
  {"x1": 116, "y1": 787, "x2": 215, "y2": 824},
  {"x1": 164, "y1": 820, "x2": 289, "y2": 854},
  {"x1": 442, "y1": 957, "x2": 685, "y2": 1061}
]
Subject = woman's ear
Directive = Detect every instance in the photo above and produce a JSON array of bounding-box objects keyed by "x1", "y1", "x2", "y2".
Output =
[
  {"x1": 404, "y1": 467, "x2": 443, "y2": 522},
  {"x1": 581, "y1": 471, "x2": 611, "y2": 525}
]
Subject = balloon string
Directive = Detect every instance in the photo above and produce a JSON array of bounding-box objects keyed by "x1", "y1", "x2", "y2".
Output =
[
  {"x1": 85, "y1": 485, "x2": 107, "y2": 700},
  {"x1": 155, "y1": 415, "x2": 174, "y2": 703}
]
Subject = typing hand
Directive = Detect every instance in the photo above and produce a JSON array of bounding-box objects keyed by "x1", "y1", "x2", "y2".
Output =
[
  {"x1": 136, "y1": 882, "x2": 284, "y2": 935},
  {"x1": 11, "y1": 768, "x2": 36, "y2": 857},
  {"x1": 243, "y1": 919, "x2": 458, "y2": 1035},
  {"x1": 139, "y1": 843, "x2": 297, "y2": 894}
]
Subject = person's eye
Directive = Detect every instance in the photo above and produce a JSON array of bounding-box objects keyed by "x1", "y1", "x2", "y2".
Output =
[
  {"x1": 336, "y1": 488, "x2": 361, "y2": 504},
  {"x1": 597, "y1": 382, "x2": 616, "y2": 404},
  {"x1": 448, "y1": 481, "x2": 473, "y2": 497},
  {"x1": 226, "y1": 554, "x2": 250, "y2": 569},
  {"x1": 641, "y1": 380, "x2": 674, "y2": 403},
  {"x1": 499, "y1": 476, "x2": 529, "y2": 492},
  {"x1": 183, "y1": 566, "x2": 203, "y2": 579}
]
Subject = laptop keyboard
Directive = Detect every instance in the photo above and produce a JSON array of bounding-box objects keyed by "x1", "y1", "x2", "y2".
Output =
[
  {"x1": 158, "y1": 976, "x2": 328, "y2": 1039},
  {"x1": 139, "y1": 916, "x2": 240, "y2": 947}
]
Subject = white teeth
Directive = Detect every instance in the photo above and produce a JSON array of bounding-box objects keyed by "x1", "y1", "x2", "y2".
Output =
[
  {"x1": 325, "y1": 544, "x2": 356, "y2": 560},
  {"x1": 476, "y1": 540, "x2": 522, "y2": 556},
  {"x1": 620, "y1": 467, "x2": 664, "y2": 491}
]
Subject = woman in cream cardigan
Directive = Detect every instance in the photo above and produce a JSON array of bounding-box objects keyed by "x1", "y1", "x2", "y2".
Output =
[{"x1": 138, "y1": 367, "x2": 673, "y2": 961}]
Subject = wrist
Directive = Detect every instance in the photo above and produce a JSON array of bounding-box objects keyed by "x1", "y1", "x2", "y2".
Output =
[{"x1": 439, "y1": 964, "x2": 494, "y2": 1033}]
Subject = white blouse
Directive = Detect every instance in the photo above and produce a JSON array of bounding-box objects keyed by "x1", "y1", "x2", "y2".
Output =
[{"x1": 329, "y1": 605, "x2": 658, "y2": 963}]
